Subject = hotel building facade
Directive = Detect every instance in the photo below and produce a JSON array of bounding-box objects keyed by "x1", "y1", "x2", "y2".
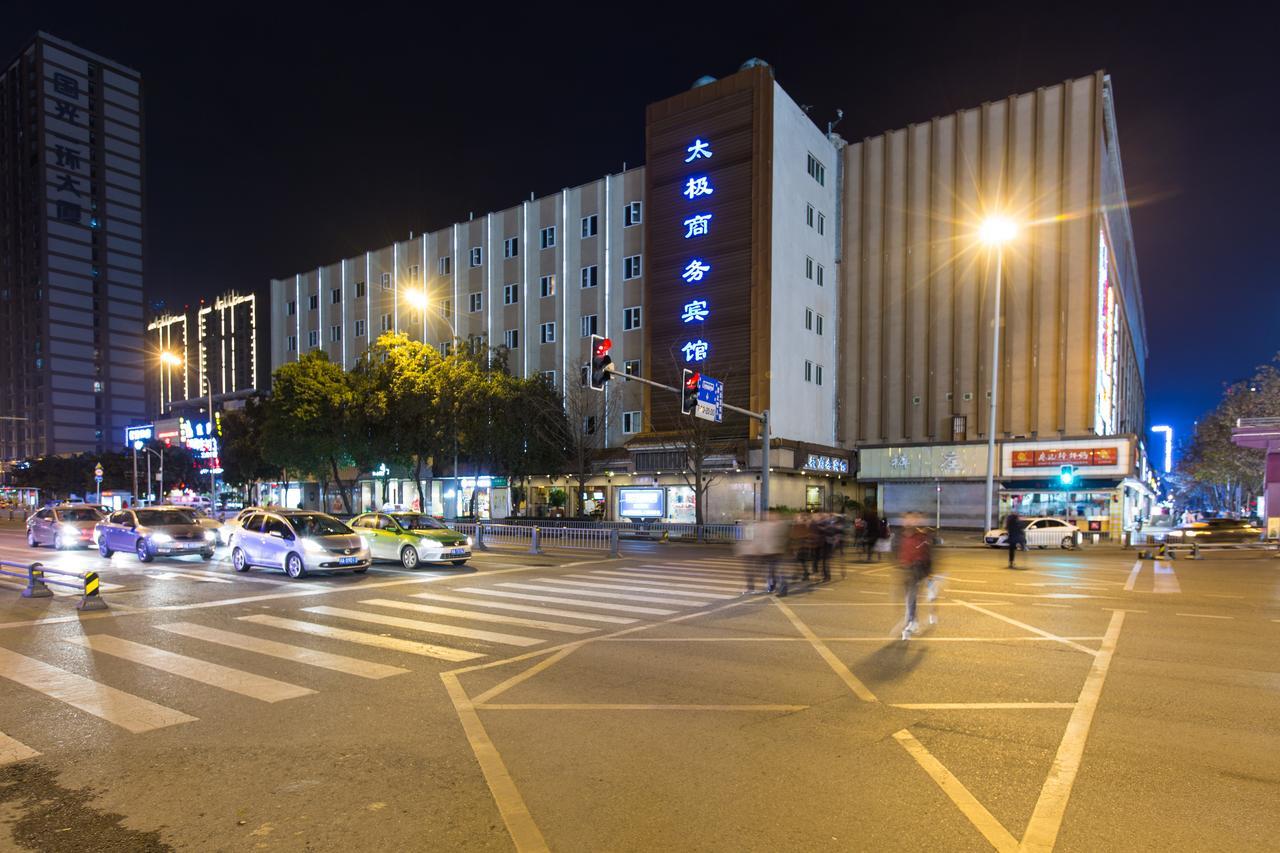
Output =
[{"x1": 269, "y1": 62, "x2": 1151, "y2": 531}]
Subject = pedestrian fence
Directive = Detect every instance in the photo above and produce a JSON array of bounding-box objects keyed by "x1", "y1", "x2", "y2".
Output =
[
  {"x1": 447, "y1": 522, "x2": 620, "y2": 556},
  {"x1": 1129, "y1": 532, "x2": 1280, "y2": 560},
  {"x1": 454, "y1": 518, "x2": 750, "y2": 544},
  {"x1": 0, "y1": 559, "x2": 108, "y2": 611}
]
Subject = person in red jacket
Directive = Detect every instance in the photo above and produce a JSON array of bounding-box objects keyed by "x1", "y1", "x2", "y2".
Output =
[{"x1": 897, "y1": 512, "x2": 934, "y2": 639}]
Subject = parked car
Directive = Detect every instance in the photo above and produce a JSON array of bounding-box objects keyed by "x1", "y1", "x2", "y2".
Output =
[
  {"x1": 1164, "y1": 518, "x2": 1262, "y2": 544},
  {"x1": 96, "y1": 507, "x2": 217, "y2": 562},
  {"x1": 984, "y1": 516, "x2": 1083, "y2": 550},
  {"x1": 228, "y1": 510, "x2": 369, "y2": 578},
  {"x1": 350, "y1": 512, "x2": 472, "y2": 568},
  {"x1": 26, "y1": 504, "x2": 104, "y2": 550}
]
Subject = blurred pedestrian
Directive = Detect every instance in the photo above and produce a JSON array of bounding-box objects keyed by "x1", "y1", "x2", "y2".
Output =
[
  {"x1": 897, "y1": 512, "x2": 934, "y2": 639},
  {"x1": 861, "y1": 506, "x2": 879, "y2": 562},
  {"x1": 751, "y1": 512, "x2": 789, "y2": 595},
  {"x1": 790, "y1": 513, "x2": 817, "y2": 581},
  {"x1": 872, "y1": 515, "x2": 892, "y2": 562},
  {"x1": 1005, "y1": 511, "x2": 1026, "y2": 569},
  {"x1": 814, "y1": 513, "x2": 838, "y2": 582}
]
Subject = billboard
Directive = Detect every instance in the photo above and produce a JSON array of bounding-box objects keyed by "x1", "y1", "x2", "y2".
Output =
[{"x1": 618, "y1": 487, "x2": 666, "y2": 519}]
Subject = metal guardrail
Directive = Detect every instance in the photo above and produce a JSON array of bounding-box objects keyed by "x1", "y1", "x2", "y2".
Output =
[
  {"x1": 462, "y1": 518, "x2": 749, "y2": 543},
  {"x1": 1134, "y1": 537, "x2": 1280, "y2": 560},
  {"x1": 448, "y1": 522, "x2": 619, "y2": 556},
  {"x1": 0, "y1": 559, "x2": 108, "y2": 610}
]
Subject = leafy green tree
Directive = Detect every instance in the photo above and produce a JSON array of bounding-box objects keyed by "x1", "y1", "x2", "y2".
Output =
[{"x1": 220, "y1": 398, "x2": 280, "y2": 503}]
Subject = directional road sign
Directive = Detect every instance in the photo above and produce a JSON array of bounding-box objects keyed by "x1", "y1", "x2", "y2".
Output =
[{"x1": 695, "y1": 375, "x2": 723, "y2": 423}]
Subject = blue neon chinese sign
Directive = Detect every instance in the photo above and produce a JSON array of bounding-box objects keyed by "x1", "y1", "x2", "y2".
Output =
[{"x1": 678, "y1": 138, "x2": 717, "y2": 363}]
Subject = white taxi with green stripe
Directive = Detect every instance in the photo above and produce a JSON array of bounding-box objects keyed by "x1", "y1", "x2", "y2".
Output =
[{"x1": 350, "y1": 512, "x2": 472, "y2": 569}]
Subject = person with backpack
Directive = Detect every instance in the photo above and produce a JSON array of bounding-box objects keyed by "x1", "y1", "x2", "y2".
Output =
[{"x1": 897, "y1": 512, "x2": 934, "y2": 639}]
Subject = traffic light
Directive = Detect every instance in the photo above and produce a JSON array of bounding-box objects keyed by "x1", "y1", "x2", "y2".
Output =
[
  {"x1": 589, "y1": 335, "x2": 613, "y2": 390},
  {"x1": 681, "y1": 369, "x2": 700, "y2": 415},
  {"x1": 1059, "y1": 464, "x2": 1075, "y2": 486}
]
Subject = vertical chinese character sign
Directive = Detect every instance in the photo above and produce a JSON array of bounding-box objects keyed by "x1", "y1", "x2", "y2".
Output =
[{"x1": 679, "y1": 138, "x2": 713, "y2": 364}]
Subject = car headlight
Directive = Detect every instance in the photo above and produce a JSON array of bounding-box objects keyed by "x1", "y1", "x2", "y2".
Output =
[
  {"x1": 465, "y1": 536, "x2": 473, "y2": 547},
  {"x1": 204, "y1": 530, "x2": 216, "y2": 541},
  {"x1": 61, "y1": 524, "x2": 80, "y2": 537},
  {"x1": 301, "y1": 538, "x2": 327, "y2": 553},
  {"x1": 150, "y1": 532, "x2": 172, "y2": 544}
]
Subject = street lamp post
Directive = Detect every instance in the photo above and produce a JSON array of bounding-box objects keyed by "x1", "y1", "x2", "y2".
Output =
[
  {"x1": 161, "y1": 350, "x2": 217, "y2": 509},
  {"x1": 979, "y1": 216, "x2": 1017, "y2": 534}
]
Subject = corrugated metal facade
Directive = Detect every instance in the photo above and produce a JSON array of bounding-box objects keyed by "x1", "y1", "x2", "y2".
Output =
[{"x1": 839, "y1": 71, "x2": 1146, "y2": 447}]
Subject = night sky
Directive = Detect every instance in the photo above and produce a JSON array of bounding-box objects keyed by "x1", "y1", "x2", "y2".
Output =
[{"x1": 6, "y1": 4, "x2": 1277, "y2": 452}]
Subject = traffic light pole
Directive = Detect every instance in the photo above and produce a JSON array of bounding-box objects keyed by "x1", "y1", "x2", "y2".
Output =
[{"x1": 604, "y1": 366, "x2": 771, "y2": 518}]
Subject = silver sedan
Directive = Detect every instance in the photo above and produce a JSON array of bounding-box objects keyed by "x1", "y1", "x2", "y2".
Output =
[{"x1": 95, "y1": 507, "x2": 218, "y2": 562}]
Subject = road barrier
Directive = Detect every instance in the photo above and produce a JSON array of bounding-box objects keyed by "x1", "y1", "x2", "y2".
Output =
[
  {"x1": 0, "y1": 559, "x2": 108, "y2": 611},
  {"x1": 1133, "y1": 536, "x2": 1280, "y2": 560},
  {"x1": 447, "y1": 522, "x2": 619, "y2": 556},
  {"x1": 454, "y1": 518, "x2": 748, "y2": 544}
]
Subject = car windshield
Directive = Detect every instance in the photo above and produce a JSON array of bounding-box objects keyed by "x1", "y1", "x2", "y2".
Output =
[
  {"x1": 289, "y1": 514, "x2": 352, "y2": 536},
  {"x1": 59, "y1": 508, "x2": 102, "y2": 522},
  {"x1": 393, "y1": 514, "x2": 448, "y2": 531},
  {"x1": 136, "y1": 509, "x2": 196, "y2": 526}
]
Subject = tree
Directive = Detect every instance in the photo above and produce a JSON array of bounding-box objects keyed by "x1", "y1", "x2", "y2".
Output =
[
  {"x1": 220, "y1": 398, "x2": 280, "y2": 503},
  {"x1": 263, "y1": 350, "x2": 359, "y2": 514},
  {"x1": 662, "y1": 408, "x2": 741, "y2": 527},
  {"x1": 526, "y1": 376, "x2": 613, "y2": 516},
  {"x1": 352, "y1": 333, "x2": 434, "y2": 509}
]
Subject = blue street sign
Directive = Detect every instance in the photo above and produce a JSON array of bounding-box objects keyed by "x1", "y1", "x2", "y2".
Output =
[{"x1": 695, "y1": 375, "x2": 723, "y2": 423}]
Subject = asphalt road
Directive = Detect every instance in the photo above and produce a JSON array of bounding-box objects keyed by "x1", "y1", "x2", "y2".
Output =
[{"x1": 0, "y1": 529, "x2": 1277, "y2": 852}]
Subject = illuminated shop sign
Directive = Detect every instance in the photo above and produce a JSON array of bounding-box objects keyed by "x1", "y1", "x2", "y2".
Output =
[
  {"x1": 618, "y1": 487, "x2": 666, "y2": 518},
  {"x1": 804, "y1": 454, "x2": 849, "y2": 474},
  {"x1": 125, "y1": 424, "x2": 154, "y2": 445},
  {"x1": 1010, "y1": 447, "x2": 1120, "y2": 468},
  {"x1": 679, "y1": 139, "x2": 715, "y2": 363},
  {"x1": 178, "y1": 416, "x2": 221, "y2": 461},
  {"x1": 1094, "y1": 229, "x2": 1119, "y2": 435}
]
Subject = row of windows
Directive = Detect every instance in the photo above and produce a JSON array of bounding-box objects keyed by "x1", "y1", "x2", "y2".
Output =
[
  {"x1": 804, "y1": 256, "x2": 826, "y2": 286},
  {"x1": 803, "y1": 307, "x2": 825, "y2": 335},
  {"x1": 803, "y1": 360, "x2": 825, "y2": 386},
  {"x1": 805, "y1": 204, "x2": 827, "y2": 235},
  {"x1": 285, "y1": 257, "x2": 643, "y2": 315}
]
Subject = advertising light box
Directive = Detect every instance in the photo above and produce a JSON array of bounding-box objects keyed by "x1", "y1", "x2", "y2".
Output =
[{"x1": 618, "y1": 488, "x2": 666, "y2": 519}]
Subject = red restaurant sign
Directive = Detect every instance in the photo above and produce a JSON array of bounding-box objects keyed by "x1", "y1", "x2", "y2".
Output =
[{"x1": 1010, "y1": 447, "x2": 1120, "y2": 469}]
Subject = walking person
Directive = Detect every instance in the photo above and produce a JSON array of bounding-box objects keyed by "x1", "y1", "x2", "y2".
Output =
[
  {"x1": 758, "y1": 512, "x2": 789, "y2": 596},
  {"x1": 897, "y1": 512, "x2": 934, "y2": 639},
  {"x1": 861, "y1": 506, "x2": 880, "y2": 562},
  {"x1": 1005, "y1": 511, "x2": 1026, "y2": 569}
]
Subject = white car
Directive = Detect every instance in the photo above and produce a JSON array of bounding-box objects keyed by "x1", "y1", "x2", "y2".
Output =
[
  {"x1": 219, "y1": 507, "x2": 262, "y2": 545},
  {"x1": 984, "y1": 517, "x2": 1082, "y2": 550}
]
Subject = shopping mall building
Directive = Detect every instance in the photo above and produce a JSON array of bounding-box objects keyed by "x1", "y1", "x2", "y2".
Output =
[{"x1": 266, "y1": 61, "x2": 1153, "y2": 533}]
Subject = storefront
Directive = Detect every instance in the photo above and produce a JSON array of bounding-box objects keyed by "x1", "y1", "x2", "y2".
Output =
[{"x1": 858, "y1": 444, "x2": 995, "y2": 527}]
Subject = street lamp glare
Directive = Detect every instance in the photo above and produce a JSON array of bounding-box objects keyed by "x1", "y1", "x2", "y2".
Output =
[
  {"x1": 979, "y1": 216, "x2": 1017, "y2": 245},
  {"x1": 403, "y1": 289, "x2": 428, "y2": 310},
  {"x1": 159, "y1": 350, "x2": 183, "y2": 366}
]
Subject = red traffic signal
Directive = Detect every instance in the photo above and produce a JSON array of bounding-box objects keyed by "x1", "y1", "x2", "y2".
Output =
[
  {"x1": 594, "y1": 337, "x2": 613, "y2": 358},
  {"x1": 589, "y1": 334, "x2": 614, "y2": 390},
  {"x1": 681, "y1": 369, "x2": 700, "y2": 415}
]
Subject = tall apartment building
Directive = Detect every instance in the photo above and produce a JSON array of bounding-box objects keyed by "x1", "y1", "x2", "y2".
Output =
[
  {"x1": 270, "y1": 62, "x2": 1150, "y2": 530},
  {"x1": 148, "y1": 290, "x2": 262, "y2": 417},
  {"x1": 0, "y1": 32, "x2": 146, "y2": 459}
]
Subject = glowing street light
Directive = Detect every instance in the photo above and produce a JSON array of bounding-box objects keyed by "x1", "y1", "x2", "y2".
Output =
[
  {"x1": 980, "y1": 215, "x2": 1020, "y2": 534},
  {"x1": 979, "y1": 216, "x2": 1017, "y2": 245}
]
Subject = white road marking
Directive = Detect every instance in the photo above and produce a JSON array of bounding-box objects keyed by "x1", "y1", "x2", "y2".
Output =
[
  {"x1": 149, "y1": 571, "x2": 234, "y2": 584},
  {"x1": 583, "y1": 570, "x2": 743, "y2": 590},
  {"x1": 456, "y1": 587, "x2": 676, "y2": 616},
  {"x1": 498, "y1": 582, "x2": 705, "y2": 607},
  {"x1": 65, "y1": 635, "x2": 314, "y2": 703},
  {"x1": 476, "y1": 703, "x2": 809, "y2": 711},
  {"x1": 1153, "y1": 561, "x2": 1181, "y2": 594},
  {"x1": 410, "y1": 592, "x2": 636, "y2": 624},
  {"x1": 158, "y1": 622, "x2": 408, "y2": 679},
  {"x1": 946, "y1": 587, "x2": 1100, "y2": 600},
  {"x1": 893, "y1": 702, "x2": 1075, "y2": 710},
  {"x1": 1175, "y1": 612, "x2": 1233, "y2": 620},
  {"x1": 634, "y1": 563, "x2": 743, "y2": 577},
  {"x1": 1021, "y1": 610, "x2": 1126, "y2": 852},
  {"x1": 1124, "y1": 559, "x2": 1142, "y2": 591},
  {"x1": 0, "y1": 646, "x2": 196, "y2": 732},
  {"x1": 1032, "y1": 603, "x2": 1073, "y2": 609},
  {"x1": 957, "y1": 601, "x2": 1098, "y2": 656},
  {"x1": 0, "y1": 730, "x2": 40, "y2": 766},
  {"x1": 304, "y1": 606, "x2": 543, "y2": 647},
  {"x1": 359, "y1": 599, "x2": 597, "y2": 635},
  {"x1": 894, "y1": 728, "x2": 1018, "y2": 852},
  {"x1": 529, "y1": 578, "x2": 733, "y2": 600},
  {"x1": 773, "y1": 599, "x2": 877, "y2": 703},
  {"x1": 239, "y1": 614, "x2": 482, "y2": 661}
]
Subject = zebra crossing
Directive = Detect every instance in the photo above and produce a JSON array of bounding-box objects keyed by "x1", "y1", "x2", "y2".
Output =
[{"x1": 0, "y1": 557, "x2": 749, "y2": 764}]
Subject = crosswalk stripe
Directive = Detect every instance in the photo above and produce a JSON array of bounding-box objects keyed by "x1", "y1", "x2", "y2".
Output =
[
  {"x1": 239, "y1": 614, "x2": 482, "y2": 661},
  {"x1": 578, "y1": 571, "x2": 743, "y2": 591},
  {"x1": 304, "y1": 606, "x2": 543, "y2": 647},
  {"x1": 498, "y1": 582, "x2": 705, "y2": 607},
  {"x1": 532, "y1": 578, "x2": 733, "y2": 600},
  {"x1": 65, "y1": 635, "x2": 315, "y2": 703},
  {"x1": 1, "y1": 730, "x2": 40, "y2": 766},
  {"x1": 0, "y1": 646, "x2": 196, "y2": 732},
  {"x1": 602, "y1": 567, "x2": 749, "y2": 584},
  {"x1": 456, "y1": 587, "x2": 676, "y2": 615},
  {"x1": 409, "y1": 592, "x2": 637, "y2": 624},
  {"x1": 157, "y1": 622, "x2": 409, "y2": 679},
  {"x1": 360, "y1": 599, "x2": 597, "y2": 635},
  {"x1": 635, "y1": 564, "x2": 744, "y2": 577}
]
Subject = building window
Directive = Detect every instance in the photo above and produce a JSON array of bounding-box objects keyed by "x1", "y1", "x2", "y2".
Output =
[
  {"x1": 287, "y1": 335, "x2": 297, "y2": 352},
  {"x1": 330, "y1": 324, "x2": 342, "y2": 342},
  {"x1": 469, "y1": 292, "x2": 483, "y2": 312},
  {"x1": 440, "y1": 341, "x2": 453, "y2": 357},
  {"x1": 504, "y1": 284, "x2": 519, "y2": 305},
  {"x1": 469, "y1": 247, "x2": 483, "y2": 267},
  {"x1": 504, "y1": 329, "x2": 519, "y2": 349},
  {"x1": 540, "y1": 274, "x2": 556, "y2": 298},
  {"x1": 581, "y1": 214, "x2": 598, "y2": 238},
  {"x1": 804, "y1": 360, "x2": 813, "y2": 382},
  {"x1": 409, "y1": 264, "x2": 420, "y2": 279},
  {"x1": 287, "y1": 300, "x2": 296, "y2": 316},
  {"x1": 542, "y1": 370, "x2": 556, "y2": 385},
  {"x1": 623, "y1": 306, "x2": 641, "y2": 331},
  {"x1": 355, "y1": 281, "x2": 366, "y2": 298},
  {"x1": 624, "y1": 359, "x2": 640, "y2": 376},
  {"x1": 807, "y1": 153, "x2": 826, "y2": 186},
  {"x1": 308, "y1": 330, "x2": 319, "y2": 349},
  {"x1": 331, "y1": 288, "x2": 341, "y2": 304},
  {"x1": 816, "y1": 364, "x2": 824, "y2": 386},
  {"x1": 469, "y1": 335, "x2": 485, "y2": 355},
  {"x1": 540, "y1": 322, "x2": 556, "y2": 344},
  {"x1": 623, "y1": 255, "x2": 642, "y2": 280},
  {"x1": 93, "y1": 381, "x2": 103, "y2": 393},
  {"x1": 580, "y1": 314, "x2": 598, "y2": 337},
  {"x1": 623, "y1": 411, "x2": 641, "y2": 434},
  {"x1": 624, "y1": 201, "x2": 642, "y2": 227},
  {"x1": 804, "y1": 307, "x2": 813, "y2": 331},
  {"x1": 540, "y1": 226, "x2": 556, "y2": 249},
  {"x1": 380, "y1": 313, "x2": 392, "y2": 332},
  {"x1": 817, "y1": 213, "x2": 825, "y2": 236},
  {"x1": 806, "y1": 204, "x2": 814, "y2": 227},
  {"x1": 441, "y1": 298, "x2": 453, "y2": 319},
  {"x1": 805, "y1": 257, "x2": 814, "y2": 280},
  {"x1": 581, "y1": 265, "x2": 598, "y2": 288},
  {"x1": 584, "y1": 415, "x2": 597, "y2": 435},
  {"x1": 381, "y1": 272, "x2": 391, "y2": 289},
  {"x1": 308, "y1": 294, "x2": 319, "y2": 310},
  {"x1": 438, "y1": 256, "x2": 451, "y2": 275},
  {"x1": 817, "y1": 264, "x2": 825, "y2": 287},
  {"x1": 816, "y1": 314, "x2": 824, "y2": 335},
  {"x1": 504, "y1": 237, "x2": 519, "y2": 258},
  {"x1": 355, "y1": 319, "x2": 366, "y2": 338}
]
